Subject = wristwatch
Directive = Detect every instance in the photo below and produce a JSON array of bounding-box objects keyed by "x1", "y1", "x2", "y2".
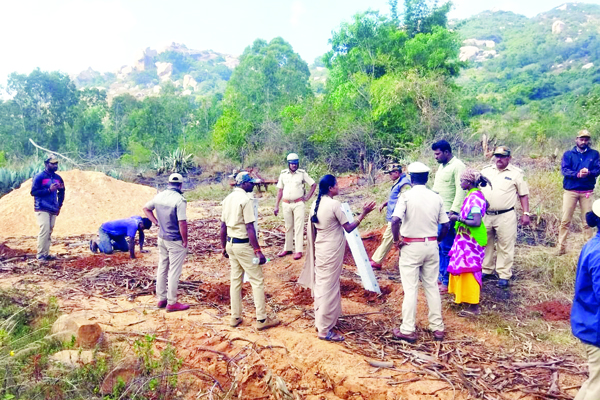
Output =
[{"x1": 523, "y1": 212, "x2": 532, "y2": 216}]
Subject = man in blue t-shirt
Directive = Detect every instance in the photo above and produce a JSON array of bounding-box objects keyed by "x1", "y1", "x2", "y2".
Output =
[{"x1": 90, "y1": 216, "x2": 152, "y2": 259}]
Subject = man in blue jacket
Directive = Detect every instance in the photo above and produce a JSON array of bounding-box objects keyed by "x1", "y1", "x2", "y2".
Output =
[
  {"x1": 30, "y1": 154, "x2": 65, "y2": 261},
  {"x1": 571, "y1": 199, "x2": 600, "y2": 399},
  {"x1": 558, "y1": 130, "x2": 600, "y2": 255},
  {"x1": 370, "y1": 164, "x2": 411, "y2": 270}
]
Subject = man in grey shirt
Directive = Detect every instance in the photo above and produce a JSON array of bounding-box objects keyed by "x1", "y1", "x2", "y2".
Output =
[{"x1": 143, "y1": 173, "x2": 189, "y2": 312}]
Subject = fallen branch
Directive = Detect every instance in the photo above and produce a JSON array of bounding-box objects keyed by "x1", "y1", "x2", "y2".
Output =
[{"x1": 29, "y1": 139, "x2": 82, "y2": 166}]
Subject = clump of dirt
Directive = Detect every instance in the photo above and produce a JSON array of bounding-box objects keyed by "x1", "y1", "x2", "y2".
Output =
[
  {"x1": 0, "y1": 170, "x2": 157, "y2": 238},
  {"x1": 340, "y1": 279, "x2": 392, "y2": 304},
  {"x1": 280, "y1": 285, "x2": 313, "y2": 306},
  {"x1": 0, "y1": 242, "x2": 27, "y2": 259},
  {"x1": 531, "y1": 300, "x2": 572, "y2": 321},
  {"x1": 66, "y1": 252, "x2": 142, "y2": 269},
  {"x1": 196, "y1": 282, "x2": 248, "y2": 304}
]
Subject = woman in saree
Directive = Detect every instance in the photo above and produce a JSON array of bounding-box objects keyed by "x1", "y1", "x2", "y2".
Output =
[
  {"x1": 448, "y1": 168, "x2": 491, "y2": 317},
  {"x1": 298, "y1": 175, "x2": 375, "y2": 341}
]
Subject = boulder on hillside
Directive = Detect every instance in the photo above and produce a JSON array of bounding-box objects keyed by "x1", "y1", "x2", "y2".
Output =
[
  {"x1": 134, "y1": 47, "x2": 158, "y2": 71},
  {"x1": 156, "y1": 62, "x2": 173, "y2": 81},
  {"x1": 463, "y1": 39, "x2": 496, "y2": 48},
  {"x1": 460, "y1": 46, "x2": 480, "y2": 62},
  {"x1": 476, "y1": 50, "x2": 497, "y2": 62},
  {"x1": 117, "y1": 65, "x2": 134, "y2": 81},
  {"x1": 183, "y1": 75, "x2": 198, "y2": 90},
  {"x1": 50, "y1": 311, "x2": 104, "y2": 348},
  {"x1": 75, "y1": 67, "x2": 102, "y2": 85},
  {"x1": 552, "y1": 20, "x2": 566, "y2": 34}
]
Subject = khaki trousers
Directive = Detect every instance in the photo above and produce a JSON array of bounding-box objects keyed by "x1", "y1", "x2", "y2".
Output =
[
  {"x1": 371, "y1": 222, "x2": 393, "y2": 264},
  {"x1": 282, "y1": 201, "x2": 305, "y2": 253},
  {"x1": 483, "y1": 211, "x2": 517, "y2": 280},
  {"x1": 226, "y1": 242, "x2": 267, "y2": 321},
  {"x1": 35, "y1": 211, "x2": 56, "y2": 259},
  {"x1": 559, "y1": 190, "x2": 594, "y2": 250},
  {"x1": 156, "y1": 238, "x2": 188, "y2": 305},
  {"x1": 398, "y1": 241, "x2": 444, "y2": 334},
  {"x1": 575, "y1": 343, "x2": 600, "y2": 400}
]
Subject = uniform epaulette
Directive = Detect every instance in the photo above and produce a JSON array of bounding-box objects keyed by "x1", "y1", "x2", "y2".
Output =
[
  {"x1": 281, "y1": 169, "x2": 289, "y2": 173},
  {"x1": 481, "y1": 164, "x2": 494, "y2": 171},
  {"x1": 297, "y1": 169, "x2": 306, "y2": 173},
  {"x1": 508, "y1": 164, "x2": 524, "y2": 173}
]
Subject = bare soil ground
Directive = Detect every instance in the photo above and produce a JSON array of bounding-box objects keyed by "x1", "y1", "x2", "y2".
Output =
[{"x1": 0, "y1": 195, "x2": 588, "y2": 399}]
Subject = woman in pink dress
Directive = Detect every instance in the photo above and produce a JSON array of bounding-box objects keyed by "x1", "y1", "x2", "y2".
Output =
[{"x1": 448, "y1": 169, "x2": 491, "y2": 317}]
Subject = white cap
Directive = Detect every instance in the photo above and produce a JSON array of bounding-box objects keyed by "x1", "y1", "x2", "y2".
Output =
[
  {"x1": 287, "y1": 153, "x2": 299, "y2": 162},
  {"x1": 593, "y1": 199, "x2": 600, "y2": 217},
  {"x1": 168, "y1": 173, "x2": 184, "y2": 183},
  {"x1": 407, "y1": 162, "x2": 430, "y2": 174}
]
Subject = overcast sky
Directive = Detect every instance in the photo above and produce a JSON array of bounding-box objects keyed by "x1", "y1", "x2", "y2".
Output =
[{"x1": 1, "y1": 0, "x2": 600, "y2": 86}]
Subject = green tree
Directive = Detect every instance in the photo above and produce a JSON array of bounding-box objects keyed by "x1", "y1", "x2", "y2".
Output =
[
  {"x1": 306, "y1": 7, "x2": 462, "y2": 169},
  {"x1": 7, "y1": 69, "x2": 80, "y2": 153},
  {"x1": 213, "y1": 37, "x2": 312, "y2": 160},
  {"x1": 402, "y1": 0, "x2": 452, "y2": 38},
  {"x1": 106, "y1": 94, "x2": 140, "y2": 154}
]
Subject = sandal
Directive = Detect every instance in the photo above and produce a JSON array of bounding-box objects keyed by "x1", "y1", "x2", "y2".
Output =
[
  {"x1": 458, "y1": 309, "x2": 481, "y2": 318},
  {"x1": 318, "y1": 331, "x2": 345, "y2": 342}
]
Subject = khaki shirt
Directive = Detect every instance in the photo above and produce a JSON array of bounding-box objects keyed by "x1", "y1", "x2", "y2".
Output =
[
  {"x1": 144, "y1": 188, "x2": 187, "y2": 241},
  {"x1": 221, "y1": 188, "x2": 256, "y2": 239},
  {"x1": 432, "y1": 157, "x2": 466, "y2": 214},
  {"x1": 392, "y1": 185, "x2": 449, "y2": 238},
  {"x1": 276, "y1": 169, "x2": 315, "y2": 201},
  {"x1": 481, "y1": 164, "x2": 529, "y2": 211}
]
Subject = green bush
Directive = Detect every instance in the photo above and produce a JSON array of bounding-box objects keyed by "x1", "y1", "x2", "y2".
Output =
[{"x1": 121, "y1": 142, "x2": 153, "y2": 167}]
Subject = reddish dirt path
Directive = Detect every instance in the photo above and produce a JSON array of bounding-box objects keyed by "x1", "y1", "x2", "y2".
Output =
[{"x1": 0, "y1": 206, "x2": 585, "y2": 400}]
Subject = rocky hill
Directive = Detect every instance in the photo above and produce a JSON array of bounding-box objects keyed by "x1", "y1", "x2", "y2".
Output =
[
  {"x1": 73, "y1": 42, "x2": 239, "y2": 101},
  {"x1": 454, "y1": 2, "x2": 600, "y2": 144}
]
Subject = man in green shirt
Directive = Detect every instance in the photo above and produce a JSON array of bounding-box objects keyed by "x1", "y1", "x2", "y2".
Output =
[{"x1": 431, "y1": 140, "x2": 466, "y2": 291}]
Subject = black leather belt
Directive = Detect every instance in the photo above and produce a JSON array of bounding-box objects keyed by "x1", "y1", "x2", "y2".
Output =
[
  {"x1": 227, "y1": 236, "x2": 249, "y2": 244},
  {"x1": 486, "y1": 207, "x2": 514, "y2": 216}
]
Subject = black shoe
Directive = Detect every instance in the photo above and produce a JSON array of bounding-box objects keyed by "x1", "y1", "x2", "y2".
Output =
[
  {"x1": 482, "y1": 273, "x2": 496, "y2": 281},
  {"x1": 497, "y1": 279, "x2": 509, "y2": 289}
]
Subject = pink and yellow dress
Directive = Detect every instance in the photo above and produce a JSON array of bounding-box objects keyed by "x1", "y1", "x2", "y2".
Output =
[{"x1": 447, "y1": 189, "x2": 487, "y2": 305}]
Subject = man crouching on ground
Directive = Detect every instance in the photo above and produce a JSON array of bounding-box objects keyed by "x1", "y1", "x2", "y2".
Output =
[
  {"x1": 221, "y1": 172, "x2": 280, "y2": 331},
  {"x1": 90, "y1": 216, "x2": 152, "y2": 259},
  {"x1": 143, "y1": 173, "x2": 189, "y2": 313}
]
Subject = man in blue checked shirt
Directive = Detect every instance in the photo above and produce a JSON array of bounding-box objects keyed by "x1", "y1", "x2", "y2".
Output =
[{"x1": 370, "y1": 164, "x2": 411, "y2": 270}]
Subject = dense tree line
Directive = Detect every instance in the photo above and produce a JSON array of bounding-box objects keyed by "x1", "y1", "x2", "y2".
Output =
[{"x1": 6, "y1": 0, "x2": 594, "y2": 171}]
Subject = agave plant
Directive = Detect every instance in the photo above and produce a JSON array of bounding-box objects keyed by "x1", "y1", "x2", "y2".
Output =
[
  {"x1": 0, "y1": 162, "x2": 44, "y2": 196},
  {"x1": 152, "y1": 155, "x2": 168, "y2": 175},
  {"x1": 166, "y1": 148, "x2": 194, "y2": 174}
]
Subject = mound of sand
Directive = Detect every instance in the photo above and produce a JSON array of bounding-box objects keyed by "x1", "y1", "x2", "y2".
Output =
[{"x1": 0, "y1": 170, "x2": 157, "y2": 238}]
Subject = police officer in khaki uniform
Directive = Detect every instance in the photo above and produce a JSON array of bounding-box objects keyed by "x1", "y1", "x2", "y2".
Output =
[
  {"x1": 221, "y1": 172, "x2": 280, "y2": 331},
  {"x1": 481, "y1": 146, "x2": 530, "y2": 289},
  {"x1": 391, "y1": 162, "x2": 449, "y2": 343},
  {"x1": 274, "y1": 153, "x2": 316, "y2": 260}
]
